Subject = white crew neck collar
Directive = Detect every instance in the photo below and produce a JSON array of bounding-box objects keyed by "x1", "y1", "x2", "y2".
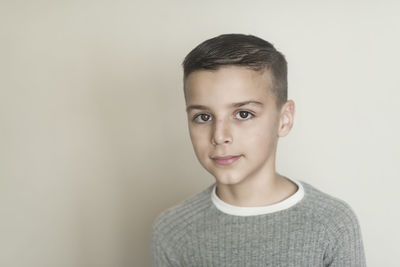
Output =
[{"x1": 211, "y1": 177, "x2": 305, "y2": 216}]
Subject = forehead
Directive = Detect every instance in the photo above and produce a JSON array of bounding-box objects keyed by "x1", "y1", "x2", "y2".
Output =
[{"x1": 184, "y1": 66, "x2": 274, "y2": 108}]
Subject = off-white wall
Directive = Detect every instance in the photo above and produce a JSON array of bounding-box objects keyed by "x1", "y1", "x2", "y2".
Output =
[{"x1": 1, "y1": 1, "x2": 399, "y2": 266}]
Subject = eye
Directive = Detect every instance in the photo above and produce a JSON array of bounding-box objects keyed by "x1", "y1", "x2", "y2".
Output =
[
  {"x1": 193, "y1": 113, "x2": 212, "y2": 123},
  {"x1": 235, "y1": 111, "x2": 254, "y2": 120}
]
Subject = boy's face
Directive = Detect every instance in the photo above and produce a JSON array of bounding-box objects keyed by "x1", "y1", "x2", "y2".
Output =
[{"x1": 184, "y1": 66, "x2": 293, "y2": 186}]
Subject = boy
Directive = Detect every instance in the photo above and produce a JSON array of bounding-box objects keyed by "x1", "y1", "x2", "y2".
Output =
[{"x1": 151, "y1": 34, "x2": 366, "y2": 266}]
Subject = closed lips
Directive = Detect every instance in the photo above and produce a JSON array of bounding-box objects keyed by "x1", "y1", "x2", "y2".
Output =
[{"x1": 212, "y1": 155, "x2": 240, "y2": 160}]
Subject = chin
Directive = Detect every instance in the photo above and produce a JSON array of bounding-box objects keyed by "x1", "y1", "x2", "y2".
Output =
[{"x1": 213, "y1": 172, "x2": 245, "y2": 186}]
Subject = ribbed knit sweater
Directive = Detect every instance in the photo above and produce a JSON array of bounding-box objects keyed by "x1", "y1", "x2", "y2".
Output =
[{"x1": 151, "y1": 179, "x2": 366, "y2": 266}]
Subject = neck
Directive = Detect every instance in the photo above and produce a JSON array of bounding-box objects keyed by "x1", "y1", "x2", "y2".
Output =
[{"x1": 216, "y1": 172, "x2": 298, "y2": 207}]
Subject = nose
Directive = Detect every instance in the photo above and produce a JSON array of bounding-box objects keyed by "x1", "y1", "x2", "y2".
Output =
[{"x1": 211, "y1": 119, "x2": 232, "y2": 145}]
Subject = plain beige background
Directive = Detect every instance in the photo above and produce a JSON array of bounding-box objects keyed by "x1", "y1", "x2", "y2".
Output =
[{"x1": 1, "y1": 0, "x2": 399, "y2": 266}]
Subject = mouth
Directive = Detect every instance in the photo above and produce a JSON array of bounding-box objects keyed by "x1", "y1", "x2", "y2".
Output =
[{"x1": 211, "y1": 155, "x2": 242, "y2": 166}]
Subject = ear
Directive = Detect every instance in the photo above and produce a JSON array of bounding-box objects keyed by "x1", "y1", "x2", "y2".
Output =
[{"x1": 278, "y1": 100, "x2": 295, "y2": 137}]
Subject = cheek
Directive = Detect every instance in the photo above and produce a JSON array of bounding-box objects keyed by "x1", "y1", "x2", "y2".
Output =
[
  {"x1": 189, "y1": 127, "x2": 209, "y2": 152},
  {"x1": 242, "y1": 121, "x2": 276, "y2": 148}
]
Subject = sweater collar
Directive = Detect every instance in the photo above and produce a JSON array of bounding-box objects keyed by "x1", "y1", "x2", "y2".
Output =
[{"x1": 211, "y1": 177, "x2": 305, "y2": 216}]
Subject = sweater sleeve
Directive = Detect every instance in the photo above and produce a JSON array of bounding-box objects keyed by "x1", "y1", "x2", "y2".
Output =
[
  {"x1": 323, "y1": 204, "x2": 366, "y2": 267},
  {"x1": 150, "y1": 225, "x2": 182, "y2": 267},
  {"x1": 150, "y1": 231, "x2": 175, "y2": 267}
]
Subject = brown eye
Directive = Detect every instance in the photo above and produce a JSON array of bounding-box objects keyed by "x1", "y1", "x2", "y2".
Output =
[
  {"x1": 235, "y1": 111, "x2": 254, "y2": 120},
  {"x1": 194, "y1": 113, "x2": 212, "y2": 123},
  {"x1": 200, "y1": 114, "x2": 210, "y2": 121},
  {"x1": 240, "y1": 111, "x2": 248, "y2": 118}
]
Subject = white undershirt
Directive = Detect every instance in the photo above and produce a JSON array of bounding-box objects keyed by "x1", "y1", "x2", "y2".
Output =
[{"x1": 211, "y1": 177, "x2": 305, "y2": 216}]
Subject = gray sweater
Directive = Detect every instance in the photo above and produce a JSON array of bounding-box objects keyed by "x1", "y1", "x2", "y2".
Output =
[{"x1": 151, "y1": 179, "x2": 366, "y2": 266}]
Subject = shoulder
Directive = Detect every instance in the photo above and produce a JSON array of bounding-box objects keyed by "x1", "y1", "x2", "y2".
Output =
[
  {"x1": 298, "y1": 181, "x2": 366, "y2": 265},
  {"x1": 298, "y1": 181, "x2": 362, "y2": 235},
  {"x1": 151, "y1": 184, "x2": 214, "y2": 243}
]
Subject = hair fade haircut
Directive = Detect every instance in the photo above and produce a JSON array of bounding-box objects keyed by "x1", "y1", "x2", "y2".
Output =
[{"x1": 183, "y1": 33, "x2": 288, "y2": 107}]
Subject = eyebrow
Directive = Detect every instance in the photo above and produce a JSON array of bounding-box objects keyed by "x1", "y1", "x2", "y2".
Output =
[{"x1": 186, "y1": 100, "x2": 264, "y2": 112}]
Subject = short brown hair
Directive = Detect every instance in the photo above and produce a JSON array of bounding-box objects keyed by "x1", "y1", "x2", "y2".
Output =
[{"x1": 183, "y1": 34, "x2": 287, "y2": 107}]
